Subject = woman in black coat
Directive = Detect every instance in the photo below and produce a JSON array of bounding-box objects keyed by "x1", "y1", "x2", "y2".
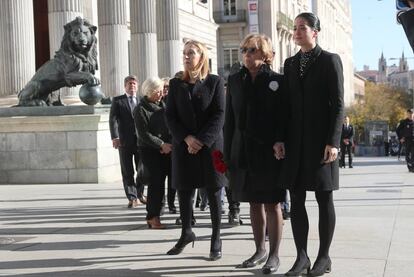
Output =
[
  {"x1": 275, "y1": 13, "x2": 344, "y2": 276},
  {"x1": 134, "y1": 77, "x2": 172, "y2": 229},
  {"x1": 165, "y1": 39, "x2": 226, "y2": 261},
  {"x1": 224, "y1": 34, "x2": 285, "y2": 274}
]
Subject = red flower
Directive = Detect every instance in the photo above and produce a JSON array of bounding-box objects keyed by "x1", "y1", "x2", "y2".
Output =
[
  {"x1": 212, "y1": 150, "x2": 223, "y2": 160},
  {"x1": 211, "y1": 150, "x2": 227, "y2": 173}
]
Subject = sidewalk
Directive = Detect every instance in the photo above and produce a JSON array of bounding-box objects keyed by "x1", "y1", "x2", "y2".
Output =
[{"x1": 0, "y1": 156, "x2": 413, "y2": 277}]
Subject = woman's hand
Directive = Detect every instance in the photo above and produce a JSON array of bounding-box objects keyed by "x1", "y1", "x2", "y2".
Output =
[
  {"x1": 184, "y1": 135, "x2": 203, "y2": 154},
  {"x1": 160, "y1": 143, "x2": 172, "y2": 154},
  {"x1": 322, "y1": 145, "x2": 338, "y2": 163},
  {"x1": 273, "y1": 142, "x2": 285, "y2": 160}
]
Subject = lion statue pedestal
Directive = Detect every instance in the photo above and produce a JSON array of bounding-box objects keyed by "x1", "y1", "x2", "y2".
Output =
[{"x1": 17, "y1": 17, "x2": 100, "y2": 107}]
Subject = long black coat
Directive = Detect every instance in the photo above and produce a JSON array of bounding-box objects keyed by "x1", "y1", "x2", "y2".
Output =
[
  {"x1": 280, "y1": 45, "x2": 344, "y2": 191},
  {"x1": 165, "y1": 74, "x2": 226, "y2": 190},
  {"x1": 224, "y1": 65, "x2": 285, "y2": 198}
]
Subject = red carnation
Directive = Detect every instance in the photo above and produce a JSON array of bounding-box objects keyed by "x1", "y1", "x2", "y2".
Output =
[{"x1": 211, "y1": 150, "x2": 227, "y2": 173}]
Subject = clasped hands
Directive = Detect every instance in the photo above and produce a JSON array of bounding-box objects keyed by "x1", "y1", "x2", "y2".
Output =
[
  {"x1": 273, "y1": 142, "x2": 338, "y2": 164},
  {"x1": 184, "y1": 135, "x2": 204, "y2": 155}
]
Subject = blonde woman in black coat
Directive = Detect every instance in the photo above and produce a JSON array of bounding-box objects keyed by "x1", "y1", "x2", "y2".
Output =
[
  {"x1": 165, "y1": 40, "x2": 226, "y2": 261},
  {"x1": 224, "y1": 34, "x2": 285, "y2": 274},
  {"x1": 275, "y1": 13, "x2": 344, "y2": 276}
]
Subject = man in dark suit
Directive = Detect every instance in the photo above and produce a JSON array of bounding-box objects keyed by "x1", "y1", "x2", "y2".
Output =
[
  {"x1": 340, "y1": 116, "x2": 354, "y2": 168},
  {"x1": 109, "y1": 75, "x2": 146, "y2": 208}
]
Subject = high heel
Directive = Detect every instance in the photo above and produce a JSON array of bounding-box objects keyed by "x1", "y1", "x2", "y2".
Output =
[
  {"x1": 209, "y1": 239, "x2": 222, "y2": 261},
  {"x1": 146, "y1": 217, "x2": 165, "y2": 229},
  {"x1": 166, "y1": 232, "x2": 196, "y2": 255},
  {"x1": 285, "y1": 257, "x2": 311, "y2": 276},
  {"x1": 309, "y1": 257, "x2": 331, "y2": 276}
]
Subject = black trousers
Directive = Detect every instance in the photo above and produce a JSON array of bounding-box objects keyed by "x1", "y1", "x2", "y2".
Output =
[
  {"x1": 118, "y1": 145, "x2": 144, "y2": 201},
  {"x1": 140, "y1": 148, "x2": 171, "y2": 219},
  {"x1": 340, "y1": 143, "x2": 352, "y2": 166},
  {"x1": 178, "y1": 187, "x2": 222, "y2": 251},
  {"x1": 225, "y1": 186, "x2": 240, "y2": 214},
  {"x1": 405, "y1": 142, "x2": 414, "y2": 171}
]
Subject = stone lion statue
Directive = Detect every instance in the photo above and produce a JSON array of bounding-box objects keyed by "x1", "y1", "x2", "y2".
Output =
[{"x1": 17, "y1": 17, "x2": 100, "y2": 106}]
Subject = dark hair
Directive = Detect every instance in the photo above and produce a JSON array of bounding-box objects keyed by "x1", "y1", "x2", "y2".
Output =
[
  {"x1": 296, "y1": 12, "x2": 321, "y2": 32},
  {"x1": 124, "y1": 75, "x2": 138, "y2": 85}
]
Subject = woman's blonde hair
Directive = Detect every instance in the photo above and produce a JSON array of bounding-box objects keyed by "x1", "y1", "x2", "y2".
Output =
[
  {"x1": 240, "y1": 34, "x2": 274, "y2": 65},
  {"x1": 141, "y1": 77, "x2": 163, "y2": 97},
  {"x1": 182, "y1": 40, "x2": 209, "y2": 81}
]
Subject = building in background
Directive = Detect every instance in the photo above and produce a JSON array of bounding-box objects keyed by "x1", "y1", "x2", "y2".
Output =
[
  {"x1": 312, "y1": 0, "x2": 354, "y2": 106},
  {"x1": 0, "y1": 0, "x2": 217, "y2": 99},
  {"x1": 213, "y1": 0, "x2": 309, "y2": 79}
]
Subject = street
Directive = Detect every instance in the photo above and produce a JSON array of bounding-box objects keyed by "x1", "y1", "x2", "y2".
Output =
[{"x1": 0, "y1": 156, "x2": 413, "y2": 277}]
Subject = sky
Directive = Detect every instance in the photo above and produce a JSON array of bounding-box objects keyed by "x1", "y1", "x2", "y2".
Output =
[{"x1": 351, "y1": 0, "x2": 414, "y2": 71}]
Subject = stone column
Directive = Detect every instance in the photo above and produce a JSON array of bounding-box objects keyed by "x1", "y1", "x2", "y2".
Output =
[
  {"x1": 48, "y1": 0, "x2": 83, "y2": 98},
  {"x1": 98, "y1": 0, "x2": 129, "y2": 97},
  {"x1": 0, "y1": 0, "x2": 35, "y2": 96},
  {"x1": 156, "y1": 0, "x2": 181, "y2": 78},
  {"x1": 130, "y1": 0, "x2": 158, "y2": 84}
]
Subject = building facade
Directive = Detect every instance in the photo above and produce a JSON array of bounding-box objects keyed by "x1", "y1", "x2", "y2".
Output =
[
  {"x1": 213, "y1": 0, "x2": 309, "y2": 79},
  {"x1": 0, "y1": 0, "x2": 218, "y2": 99},
  {"x1": 312, "y1": 0, "x2": 354, "y2": 106}
]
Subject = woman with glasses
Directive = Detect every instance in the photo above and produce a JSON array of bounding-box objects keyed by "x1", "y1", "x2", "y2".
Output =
[
  {"x1": 224, "y1": 33, "x2": 286, "y2": 274},
  {"x1": 134, "y1": 77, "x2": 172, "y2": 229},
  {"x1": 276, "y1": 12, "x2": 344, "y2": 276},
  {"x1": 165, "y1": 39, "x2": 226, "y2": 261}
]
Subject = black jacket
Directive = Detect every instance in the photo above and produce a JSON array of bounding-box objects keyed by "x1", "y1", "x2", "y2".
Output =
[
  {"x1": 280, "y1": 45, "x2": 344, "y2": 191},
  {"x1": 224, "y1": 64, "x2": 284, "y2": 191},
  {"x1": 165, "y1": 74, "x2": 226, "y2": 190},
  {"x1": 134, "y1": 97, "x2": 171, "y2": 149},
  {"x1": 396, "y1": 118, "x2": 414, "y2": 143},
  {"x1": 109, "y1": 94, "x2": 137, "y2": 148}
]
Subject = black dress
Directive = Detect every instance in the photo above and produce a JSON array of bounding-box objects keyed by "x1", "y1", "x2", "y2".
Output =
[{"x1": 224, "y1": 64, "x2": 286, "y2": 203}]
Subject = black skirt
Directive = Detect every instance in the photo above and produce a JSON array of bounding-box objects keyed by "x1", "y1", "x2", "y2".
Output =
[{"x1": 229, "y1": 169, "x2": 286, "y2": 204}]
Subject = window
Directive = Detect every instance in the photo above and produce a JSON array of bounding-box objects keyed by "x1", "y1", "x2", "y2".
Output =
[
  {"x1": 223, "y1": 48, "x2": 239, "y2": 72},
  {"x1": 223, "y1": 0, "x2": 236, "y2": 16}
]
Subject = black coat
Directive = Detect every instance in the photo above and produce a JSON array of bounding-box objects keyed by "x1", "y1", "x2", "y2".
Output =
[
  {"x1": 165, "y1": 74, "x2": 226, "y2": 190},
  {"x1": 134, "y1": 97, "x2": 171, "y2": 149},
  {"x1": 340, "y1": 124, "x2": 354, "y2": 146},
  {"x1": 224, "y1": 65, "x2": 284, "y2": 193},
  {"x1": 280, "y1": 45, "x2": 344, "y2": 191},
  {"x1": 109, "y1": 94, "x2": 137, "y2": 148}
]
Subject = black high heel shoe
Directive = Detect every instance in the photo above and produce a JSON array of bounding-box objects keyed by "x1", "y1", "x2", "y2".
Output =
[
  {"x1": 209, "y1": 239, "x2": 222, "y2": 261},
  {"x1": 262, "y1": 257, "x2": 280, "y2": 274},
  {"x1": 309, "y1": 257, "x2": 331, "y2": 276},
  {"x1": 285, "y1": 257, "x2": 311, "y2": 276},
  {"x1": 166, "y1": 232, "x2": 196, "y2": 255},
  {"x1": 239, "y1": 251, "x2": 267, "y2": 268}
]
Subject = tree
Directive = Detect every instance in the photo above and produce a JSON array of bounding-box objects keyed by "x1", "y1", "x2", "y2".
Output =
[{"x1": 346, "y1": 81, "x2": 411, "y2": 143}]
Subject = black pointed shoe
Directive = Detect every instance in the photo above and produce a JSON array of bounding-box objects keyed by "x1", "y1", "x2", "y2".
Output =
[
  {"x1": 240, "y1": 252, "x2": 267, "y2": 268},
  {"x1": 166, "y1": 232, "x2": 196, "y2": 255},
  {"x1": 285, "y1": 257, "x2": 311, "y2": 276},
  {"x1": 262, "y1": 257, "x2": 280, "y2": 274},
  {"x1": 309, "y1": 257, "x2": 331, "y2": 276}
]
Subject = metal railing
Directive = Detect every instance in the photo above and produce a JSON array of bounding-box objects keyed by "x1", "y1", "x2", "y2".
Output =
[
  {"x1": 277, "y1": 11, "x2": 294, "y2": 30},
  {"x1": 213, "y1": 10, "x2": 246, "y2": 23}
]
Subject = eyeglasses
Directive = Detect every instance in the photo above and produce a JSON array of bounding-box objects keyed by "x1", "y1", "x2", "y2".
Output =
[{"x1": 240, "y1": 47, "x2": 258, "y2": 54}]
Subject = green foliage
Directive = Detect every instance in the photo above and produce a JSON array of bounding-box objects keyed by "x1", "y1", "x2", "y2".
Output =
[{"x1": 346, "y1": 81, "x2": 411, "y2": 143}]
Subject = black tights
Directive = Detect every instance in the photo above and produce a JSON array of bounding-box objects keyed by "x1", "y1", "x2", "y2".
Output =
[
  {"x1": 178, "y1": 187, "x2": 222, "y2": 251},
  {"x1": 290, "y1": 190, "x2": 336, "y2": 261}
]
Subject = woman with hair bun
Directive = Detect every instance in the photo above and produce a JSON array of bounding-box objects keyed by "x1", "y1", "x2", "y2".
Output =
[{"x1": 276, "y1": 12, "x2": 344, "y2": 276}]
